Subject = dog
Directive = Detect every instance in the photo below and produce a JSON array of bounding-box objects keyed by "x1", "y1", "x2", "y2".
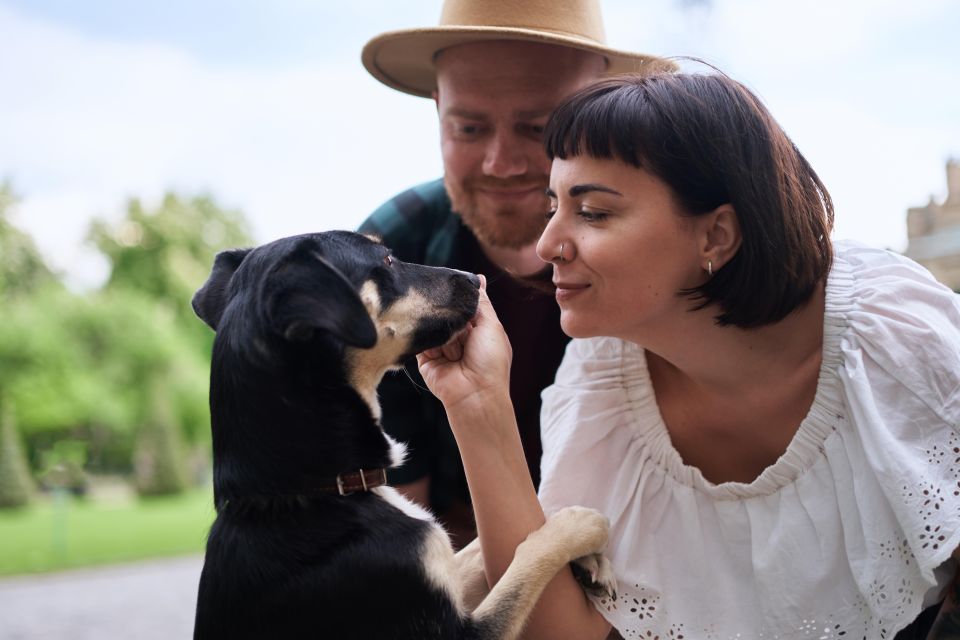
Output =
[{"x1": 191, "y1": 230, "x2": 615, "y2": 639}]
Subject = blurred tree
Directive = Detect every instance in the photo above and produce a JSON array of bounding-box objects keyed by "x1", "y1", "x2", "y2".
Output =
[
  {"x1": 0, "y1": 403, "x2": 35, "y2": 508},
  {"x1": 0, "y1": 187, "x2": 254, "y2": 493},
  {"x1": 0, "y1": 286, "x2": 211, "y2": 475},
  {"x1": 88, "y1": 192, "x2": 253, "y2": 337},
  {"x1": 134, "y1": 380, "x2": 189, "y2": 496},
  {"x1": 0, "y1": 181, "x2": 59, "y2": 298},
  {"x1": 87, "y1": 193, "x2": 253, "y2": 483}
]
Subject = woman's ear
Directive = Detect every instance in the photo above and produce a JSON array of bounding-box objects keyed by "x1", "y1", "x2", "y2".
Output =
[{"x1": 699, "y1": 204, "x2": 742, "y2": 271}]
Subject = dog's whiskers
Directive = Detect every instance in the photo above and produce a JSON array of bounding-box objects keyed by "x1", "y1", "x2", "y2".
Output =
[{"x1": 401, "y1": 364, "x2": 431, "y2": 392}]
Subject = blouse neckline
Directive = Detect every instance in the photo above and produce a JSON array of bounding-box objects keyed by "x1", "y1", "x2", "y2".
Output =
[{"x1": 625, "y1": 254, "x2": 857, "y2": 500}]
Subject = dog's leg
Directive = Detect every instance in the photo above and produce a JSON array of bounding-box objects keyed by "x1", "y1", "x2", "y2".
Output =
[
  {"x1": 455, "y1": 538, "x2": 489, "y2": 612},
  {"x1": 456, "y1": 532, "x2": 617, "y2": 614},
  {"x1": 468, "y1": 506, "x2": 614, "y2": 640}
]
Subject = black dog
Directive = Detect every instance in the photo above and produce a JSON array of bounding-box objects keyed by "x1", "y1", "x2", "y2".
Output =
[{"x1": 191, "y1": 231, "x2": 613, "y2": 639}]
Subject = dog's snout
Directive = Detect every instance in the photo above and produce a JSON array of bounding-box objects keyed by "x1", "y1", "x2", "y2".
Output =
[{"x1": 453, "y1": 270, "x2": 481, "y2": 291}]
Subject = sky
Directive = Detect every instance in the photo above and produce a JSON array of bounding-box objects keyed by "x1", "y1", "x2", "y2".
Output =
[{"x1": 0, "y1": 0, "x2": 958, "y2": 290}]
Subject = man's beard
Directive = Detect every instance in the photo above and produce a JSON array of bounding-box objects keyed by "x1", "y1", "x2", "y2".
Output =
[{"x1": 444, "y1": 174, "x2": 549, "y2": 250}]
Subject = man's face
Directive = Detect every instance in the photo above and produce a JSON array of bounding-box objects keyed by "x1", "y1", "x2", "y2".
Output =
[{"x1": 434, "y1": 41, "x2": 605, "y2": 250}]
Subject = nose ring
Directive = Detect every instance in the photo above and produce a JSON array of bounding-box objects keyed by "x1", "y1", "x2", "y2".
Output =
[{"x1": 557, "y1": 242, "x2": 566, "y2": 262}]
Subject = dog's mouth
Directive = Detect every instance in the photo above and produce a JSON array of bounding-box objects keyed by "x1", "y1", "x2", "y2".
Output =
[{"x1": 406, "y1": 309, "x2": 475, "y2": 357}]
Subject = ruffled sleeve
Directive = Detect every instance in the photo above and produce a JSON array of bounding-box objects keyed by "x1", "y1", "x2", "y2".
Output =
[
  {"x1": 835, "y1": 240, "x2": 960, "y2": 582},
  {"x1": 538, "y1": 336, "x2": 648, "y2": 523}
]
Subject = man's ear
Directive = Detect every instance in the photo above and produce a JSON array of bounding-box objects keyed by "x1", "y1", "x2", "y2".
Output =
[
  {"x1": 699, "y1": 204, "x2": 742, "y2": 271},
  {"x1": 192, "y1": 248, "x2": 252, "y2": 331},
  {"x1": 267, "y1": 253, "x2": 378, "y2": 349}
]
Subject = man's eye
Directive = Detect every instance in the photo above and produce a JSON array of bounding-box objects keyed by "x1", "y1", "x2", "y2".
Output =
[
  {"x1": 452, "y1": 122, "x2": 484, "y2": 138},
  {"x1": 383, "y1": 255, "x2": 394, "y2": 266}
]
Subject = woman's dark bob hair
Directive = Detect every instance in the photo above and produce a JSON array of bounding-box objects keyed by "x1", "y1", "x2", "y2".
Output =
[{"x1": 543, "y1": 71, "x2": 834, "y2": 328}]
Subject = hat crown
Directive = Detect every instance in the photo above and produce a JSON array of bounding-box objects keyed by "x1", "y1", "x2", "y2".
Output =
[{"x1": 439, "y1": 0, "x2": 607, "y2": 44}]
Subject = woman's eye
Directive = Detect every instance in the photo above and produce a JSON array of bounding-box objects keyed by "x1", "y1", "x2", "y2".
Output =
[{"x1": 578, "y1": 209, "x2": 608, "y2": 222}]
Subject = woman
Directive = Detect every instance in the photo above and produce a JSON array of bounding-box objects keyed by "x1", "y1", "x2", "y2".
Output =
[{"x1": 418, "y1": 72, "x2": 960, "y2": 639}]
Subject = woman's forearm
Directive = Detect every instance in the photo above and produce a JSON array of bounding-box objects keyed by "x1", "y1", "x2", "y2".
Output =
[{"x1": 447, "y1": 397, "x2": 610, "y2": 640}]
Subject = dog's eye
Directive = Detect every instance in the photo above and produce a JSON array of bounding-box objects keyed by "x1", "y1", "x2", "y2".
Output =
[{"x1": 383, "y1": 255, "x2": 394, "y2": 267}]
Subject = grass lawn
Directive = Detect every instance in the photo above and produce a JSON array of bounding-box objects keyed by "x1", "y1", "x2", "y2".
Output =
[{"x1": 0, "y1": 486, "x2": 215, "y2": 577}]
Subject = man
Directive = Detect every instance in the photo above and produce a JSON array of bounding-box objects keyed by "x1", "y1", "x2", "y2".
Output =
[{"x1": 359, "y1": 0, "x2": 672, "y2": 548}]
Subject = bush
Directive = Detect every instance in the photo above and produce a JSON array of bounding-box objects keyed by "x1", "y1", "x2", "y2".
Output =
[{"x1": 36, "y1": 439, "x2": 88, "y2": 496}]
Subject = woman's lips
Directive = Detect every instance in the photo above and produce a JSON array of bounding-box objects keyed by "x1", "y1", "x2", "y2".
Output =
[{"x1": 554, "y1": 281, "x2": 590, "y2": 302}]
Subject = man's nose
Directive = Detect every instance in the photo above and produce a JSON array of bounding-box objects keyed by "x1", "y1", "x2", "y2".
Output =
[{"x1": 482, "y1": 131, "x2": 527, "y2": 178}]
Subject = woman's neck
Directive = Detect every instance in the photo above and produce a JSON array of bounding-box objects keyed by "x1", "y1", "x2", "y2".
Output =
[{"x1": 631, "y1": 282, "x2": 826, "y2": 398}]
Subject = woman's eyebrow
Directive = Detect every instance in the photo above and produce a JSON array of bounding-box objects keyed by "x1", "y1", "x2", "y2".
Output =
[{"x1": 569, "y1": 183, "x2": 623, "y2": 197}]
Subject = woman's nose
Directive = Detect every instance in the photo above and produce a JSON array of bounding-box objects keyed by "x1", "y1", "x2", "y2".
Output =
[{"x1": 536, "y1": 218, "x2": 568, "y2": 264}]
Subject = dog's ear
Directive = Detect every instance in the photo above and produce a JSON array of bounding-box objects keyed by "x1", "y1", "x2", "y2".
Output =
[
  {"x1": 192, "y1": 248, "x2": 251, "y2": 331},
  {"x1": 268, "y1": 253, "x2": 378, "y2": 349}
]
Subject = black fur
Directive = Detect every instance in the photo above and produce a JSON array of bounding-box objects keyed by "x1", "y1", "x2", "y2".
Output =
[{"x1": 192, "y1": 231, "x2": 482, "y2": 639}]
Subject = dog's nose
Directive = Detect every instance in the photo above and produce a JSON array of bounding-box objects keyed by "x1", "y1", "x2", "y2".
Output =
[{"x1": 450, "y1": 269, "x2": 480, "y2": 290}]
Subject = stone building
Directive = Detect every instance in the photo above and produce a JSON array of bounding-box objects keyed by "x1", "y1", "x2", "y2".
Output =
[{"x1": 905, "y1": 159, "x2": 960, "y2": 291}]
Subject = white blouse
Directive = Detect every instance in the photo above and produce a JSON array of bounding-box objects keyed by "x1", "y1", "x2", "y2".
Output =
[{"x1": 538, "y1": 240, "x2": 960, "y2": 639}]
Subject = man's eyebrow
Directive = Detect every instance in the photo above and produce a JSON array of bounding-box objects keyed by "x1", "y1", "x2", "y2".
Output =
[
  {"x1": 443, "y1": 107, "x2": 552, "y2": 120},
  {"x1": 443, "y1": 107, "x2": 487, "y2": 120},
  {"x1": 569, "y1": 184, "x2": 623, "y2": 197},
  {"x1": 516, "y1": 108, "x2": 552, "y2": 120}
]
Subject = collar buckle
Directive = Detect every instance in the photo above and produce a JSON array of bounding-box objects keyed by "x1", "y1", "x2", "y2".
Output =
[{"x1": 336, "y1": 468, "x2": 387, "y2": 496}]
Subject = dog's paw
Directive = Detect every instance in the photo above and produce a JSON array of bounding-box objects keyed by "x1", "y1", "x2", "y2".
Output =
[
  {"x1": 570, "y1": 553, "x2": 618, "y2": 601},
  {"x1": 533, "y1": 506, "x2": 610, "y2": 560}
]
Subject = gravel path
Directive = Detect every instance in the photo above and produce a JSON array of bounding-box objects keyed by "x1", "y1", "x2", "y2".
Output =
[{"x1": 0, "y1": 555, "x2": 203, "y2": 640}]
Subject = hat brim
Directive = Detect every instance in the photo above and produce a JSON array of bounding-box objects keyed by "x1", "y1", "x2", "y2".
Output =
[{"x1": 362, "y1": 26, "x2": 677, "y2": 98}]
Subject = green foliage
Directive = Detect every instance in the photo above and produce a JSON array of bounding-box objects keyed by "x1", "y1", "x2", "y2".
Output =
[
  {"x1": 134, "y1": 381, "x2": 189, "y2": 497},
  {"x1": 89, "y1": 192, "x2": 253, "y2": 335},
  {"x1": 0, "y1": 406, "x2": 35, "y2": 508},
  {"x1": 37, "y1": 440, "x2": 89, "y2": 495},
  {"x1": 0, "y1": 182, "x2": 58, "y2": 298},
  {"x1": 0, "y1": 186, "x2": 252, "y2": 485},
  {"x1": 0, "y1": 286, "x2": 213, "y2": 474}
]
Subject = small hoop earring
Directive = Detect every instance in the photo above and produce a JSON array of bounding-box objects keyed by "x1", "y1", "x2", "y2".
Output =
[{"x1": 707, "y1": 260, "x2": 713, "y2": 276}]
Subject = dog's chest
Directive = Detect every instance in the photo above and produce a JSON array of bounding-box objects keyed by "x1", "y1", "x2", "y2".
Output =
[{"x1": 375, "y1": 486, "x2": 463, "y2": 610}]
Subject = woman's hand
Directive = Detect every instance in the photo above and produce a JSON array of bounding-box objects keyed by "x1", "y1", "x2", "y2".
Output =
[{"x1": 416, "y1": 275, "x2": 512, "y2": 414}]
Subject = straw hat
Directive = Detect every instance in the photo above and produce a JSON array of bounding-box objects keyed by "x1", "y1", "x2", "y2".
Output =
[{"x1": 362, "y1": 0, "x2": 675, "y2": 98}]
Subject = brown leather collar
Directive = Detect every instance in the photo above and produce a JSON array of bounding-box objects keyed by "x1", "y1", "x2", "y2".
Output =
[
  {"x1": 326, "y1": 468, "x2": 388, "y2": 496},
  {"x1": 218, "y1": 468, "x2": 389, "y2": 511}
]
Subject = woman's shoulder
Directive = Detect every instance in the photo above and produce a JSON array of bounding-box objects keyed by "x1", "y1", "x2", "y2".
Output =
[
  {"x1": 833, "y1": 239, "x2": 959, "y2": 309},
  {"x1": 829, "y1": 240, "x2": 960, "y2": 423}
]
